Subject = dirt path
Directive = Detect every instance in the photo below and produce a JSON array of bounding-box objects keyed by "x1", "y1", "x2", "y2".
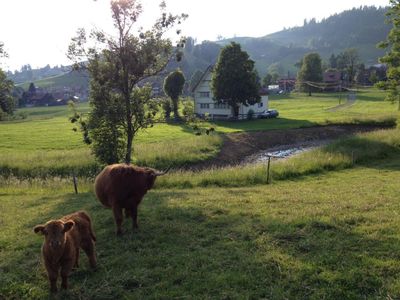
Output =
[{"x1": 188, "y1": 124, "x2": 390, "y2": 170}]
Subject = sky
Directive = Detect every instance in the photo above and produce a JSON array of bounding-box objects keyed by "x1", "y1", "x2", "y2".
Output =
[{"x1": 0, "y1": 0, "x2": 390, "y2": 71}]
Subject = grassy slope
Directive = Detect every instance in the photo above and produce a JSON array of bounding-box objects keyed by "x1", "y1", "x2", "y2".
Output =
[{"x1": 1, "y1": 156, "x2": 400, "y2": 299}]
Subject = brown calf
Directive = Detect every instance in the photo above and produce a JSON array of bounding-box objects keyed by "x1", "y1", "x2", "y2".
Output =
[{"x1": 34, "y1": 211, "x2": 97, "y2": 292}]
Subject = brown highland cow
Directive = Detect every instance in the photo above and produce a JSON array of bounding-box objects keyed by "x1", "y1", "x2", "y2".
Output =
[
  {"x1": 34, "y1": 211, "x2": 97, "y2": 292},
  {"x1": 94, "y1": 163, "x2": 169, "y2": 235}
]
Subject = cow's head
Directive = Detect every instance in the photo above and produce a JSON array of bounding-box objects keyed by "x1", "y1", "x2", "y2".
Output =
[
  {"x1": 145, "y1": 166, "x2": 171, "y2": 190},
  {"x1": 34, "y1": 220, "x2": 75, "y2": 249}
]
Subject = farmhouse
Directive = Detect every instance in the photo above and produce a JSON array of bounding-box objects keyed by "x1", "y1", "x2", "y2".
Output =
[{"x1": 192, "y1": 66, "x2": 268, "y2": 119}]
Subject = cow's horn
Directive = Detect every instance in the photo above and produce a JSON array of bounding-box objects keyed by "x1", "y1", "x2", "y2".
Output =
[{"x1": 154, "y1": 166, "x2": 171, "y2": 176}]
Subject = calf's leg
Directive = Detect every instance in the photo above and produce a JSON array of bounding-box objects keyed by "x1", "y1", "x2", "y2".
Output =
[
  {"x1": 60, "y1": 260, "x2": 74, "y2": 290},
  {"x1": 81, "y1": 238, "x2": 97, "y2": 268}
]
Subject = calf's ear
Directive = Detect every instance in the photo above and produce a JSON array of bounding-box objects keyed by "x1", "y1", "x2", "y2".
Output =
[
  {"x1": 34, "y1": 225, "x2": 45, "y2": 234},
  {"x1": 63, "y1": 221, "x2": 75, "y2": 232}
]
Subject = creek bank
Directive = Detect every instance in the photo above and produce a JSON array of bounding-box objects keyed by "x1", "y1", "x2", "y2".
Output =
[{"x1": 187, "y1": 124, "x2": 392, "y2": 170}]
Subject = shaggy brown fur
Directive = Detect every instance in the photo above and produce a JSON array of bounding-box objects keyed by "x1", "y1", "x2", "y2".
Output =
[
  {"x1": 34, "y1": 211, "x2": 97, "y2": 292},
  {"x1": 94, "y1": 163, "x2": 167, "y2": 235}
]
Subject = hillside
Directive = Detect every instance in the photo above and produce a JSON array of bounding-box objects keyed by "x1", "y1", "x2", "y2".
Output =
[{"x1": 13, "y1": 6, "x2": 391, "y2": 90}]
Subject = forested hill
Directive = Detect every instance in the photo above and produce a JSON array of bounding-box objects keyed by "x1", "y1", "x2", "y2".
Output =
[
  {"x1": 10, "y1": 6, "x2": 391, "y2": 90},
  {"x1": 181, "y1": 6, "x2": 391, "y2": 79}
]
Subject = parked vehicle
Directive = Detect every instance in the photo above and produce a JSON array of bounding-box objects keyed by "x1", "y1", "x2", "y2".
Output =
[{"x1": 258, "y1": 109, "x2": 279, "y2": 119}]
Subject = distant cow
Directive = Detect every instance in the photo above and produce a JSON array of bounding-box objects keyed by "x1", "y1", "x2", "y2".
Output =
[
  {"x1": 34, "y1": 211, "x2": 97, "y2": 292},
  {"x1": 94, "y1": 163, "x2": 169, "y2": 235}
]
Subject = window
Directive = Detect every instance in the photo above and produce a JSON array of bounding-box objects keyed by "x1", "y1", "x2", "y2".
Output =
[
  {"x1": 200, "y1": 103, "x2": 210, "y2": 109},
  {"x1": 258, "y1": 102, "x2": 263, "y2": 108},
  {"x1": 214, "y1": 103, "x2": 229, "y2": 109},
  {"x1": 199, "y1": 91, "x2": 210, "y2": 98}
]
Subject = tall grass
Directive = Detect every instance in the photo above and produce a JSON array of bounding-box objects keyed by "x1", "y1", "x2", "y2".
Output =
[
  {"x1": 0, "y1": 135, "x2": 222, "y2": 178},
  {"x1": 156, "y1": 128, "x2": 400, "y2": 188}
]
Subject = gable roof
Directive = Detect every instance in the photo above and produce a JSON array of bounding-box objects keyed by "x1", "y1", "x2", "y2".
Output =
[{"x1": 191, "y1": 65, "x2": 213, "y2": 93}]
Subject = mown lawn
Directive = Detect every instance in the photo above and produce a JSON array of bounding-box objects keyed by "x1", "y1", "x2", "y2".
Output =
[{"x1": 1, "y1": 156, "x2": 400, "y2": 299}]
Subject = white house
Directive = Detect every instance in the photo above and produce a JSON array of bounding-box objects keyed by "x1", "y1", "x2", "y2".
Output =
[{"x1": 192, "y1": 65, "x2": 268, "y2": 120}]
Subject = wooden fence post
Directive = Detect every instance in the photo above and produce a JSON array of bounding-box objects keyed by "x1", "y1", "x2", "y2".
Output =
[
  {"x1": 267, "y1": 156, "x2": 271, "y2": 184},
  {"x1": 73, "y1": 175, "x2": 78, "y2": 194}
]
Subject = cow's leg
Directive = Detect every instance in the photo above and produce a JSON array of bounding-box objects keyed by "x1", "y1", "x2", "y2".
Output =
[
  {"x1": 45, "y1": 259, "x2": 58, "y2": 292},
  {"x1": 130, "y1": 205, "x2": 138, "y2": 230},
  {"x1": 81, "y1": 238, "x2": 97, "y2": 268},
  {"x1": 74, "y1": 248, "x2": 79, "y2": 268},
  {"x1": 60, "y1": 259, "x2": 74, "y2": 290},
  {"x1": 112, "y1": 204, "x2": 123, "y2": 235}
]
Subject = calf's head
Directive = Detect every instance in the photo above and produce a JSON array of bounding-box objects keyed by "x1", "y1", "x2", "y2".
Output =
[{"x1": 34, "y1": 220, "x2": 75, "y2": 249}]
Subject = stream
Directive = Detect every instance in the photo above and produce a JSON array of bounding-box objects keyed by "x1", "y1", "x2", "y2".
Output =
[{"x1": 243, "y1": 140, "x2": 333, "y2": 164}]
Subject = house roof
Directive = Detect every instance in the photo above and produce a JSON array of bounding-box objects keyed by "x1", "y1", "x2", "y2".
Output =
[{"x1": 191, "y1": 65, "x2": 214, "y2": 93}]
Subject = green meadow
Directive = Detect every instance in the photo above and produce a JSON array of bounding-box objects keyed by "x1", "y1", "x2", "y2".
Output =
[
  {"x1": 2, "y1": 150, "x2": 400, "y2": 299},
  {"x1": 0, "y1": 88, "x2": 398, "y2": 177},
  {"x1": 2, "y1": 87, "x2": 400, "y2": 298}
]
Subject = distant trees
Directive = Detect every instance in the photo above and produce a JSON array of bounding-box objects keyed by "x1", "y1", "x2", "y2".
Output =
[
  {"x1": 0, "y1": 69, "x2": 16, "y2": 118},
  {"x1": 163, "y1": 69, "x2": 185, "y2": 120},
  {"x1": 262, "y1": 73, "x2": 273, "y2": 87},
  {"x1": 378, "y1": 0, "x2": 400, "y2": 110},
  {"x1": 0, "y1": 42, "x2": 16, "y2": 120},
  {"x1": 296, "y1": 52, "x2": 322, "y2": 96},
  {"x1": 68, "y1": 0, "x2": 187, "y2": 164},
  {"x1": 211, "y1": 42, "x2": 260, "y2": 118}
]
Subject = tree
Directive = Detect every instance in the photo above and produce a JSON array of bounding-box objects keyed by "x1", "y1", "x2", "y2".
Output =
[
  {"x1": 211, "y1": 42, "x2": 260, "y2": 117},
  {"x1": 378, "y1": 0, "x2": 400, "y2": 111},
  {"x1": 329, "y1": 53, "x2": 337, "y2": 69},
  {"x1": 0, "y1": 42, "x2": 15, "y2": 119},
  {"x1": 296, "y1": 52, "x2": 323, "y2": 96},
  {"x1": 68, "y1": 0, "x2": 187, "y2": 164},
  {"x1": 342, "y1": 48, "x2": 360, "y2": 85},
  {"x1": 28, "y1": 82, "x2": 36, "y2": 94},
  {"x1": 263, "y1": 73, "x2": 273, "y2": 87},
  {"x1": 0, "y1": 69, "x2": 15, "y2": 118},
  {"x1": 163, "y1": 69, "x2": 185, "y2": 120}
]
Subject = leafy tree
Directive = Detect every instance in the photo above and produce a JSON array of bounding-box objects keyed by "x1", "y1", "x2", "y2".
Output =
[
  {"x1": 263, "y1": 73, "x2": 273, "y2": 87},
  {"x1": 378, "y1": 0, "x2": 400, "y2": 111},
  {"x1": 28, "y1": 82, "x2": 36, "y2": 94},
  {"x1": 161, "y1": 97, "x2": 172, "y2": 120},
  {"x1": 0, "y1": 69, "x2": 15, "y2": 117},
  {"x1": 68, "y1": 0, "x2": 187, "y2": 164},
  {"x1": 211, "y1": 42, "x2": 260, "y2": 117},
  {"x1": 163, "y1": 69, "x2": 185, "y2": 120},
  {"x1": 329, "y1": 54, "x2": 337, "y2": 68},
  {"x1": 355, "y1": 63, "x2": 366, "y2": 85},
  {"x1": 341, "y1": 48, "x2": 360, "y2": 85},
  {"x1": 297, "y1": 52, "x2": 323, "y2": 96},
  {"x1": 0, "y1": 42, "x2": 15, "y2": 119}
]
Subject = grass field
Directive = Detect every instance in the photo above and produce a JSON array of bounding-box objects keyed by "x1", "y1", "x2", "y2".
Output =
[
  {"x1": 1, "y1": 154, "x2": 400, "y2": 299},
  {"x1": 0, "y1": 88, "x2": 398, "y2": 177},
  {"x1": 2, "y1": 88, "x2": 400, "y2": 298}
]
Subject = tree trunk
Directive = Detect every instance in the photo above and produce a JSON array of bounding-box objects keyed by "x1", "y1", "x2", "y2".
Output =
[
  {"x1": 125, "y1": 94, "x2": 133, "y2": 164},
  {"x1": 172, "y1": 97, "x2": 180, "y2": 121},
  {"x1": 308, "y1": 84, "x2": 312, "y2": 96},
  {"x1": 125, "y1": 121, "x2": 133, "y2": 164}
]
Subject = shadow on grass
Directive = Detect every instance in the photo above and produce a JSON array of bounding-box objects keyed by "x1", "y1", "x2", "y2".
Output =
[{"x1": 3, "y1": 189, "x2": 400, "y2": 299}]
